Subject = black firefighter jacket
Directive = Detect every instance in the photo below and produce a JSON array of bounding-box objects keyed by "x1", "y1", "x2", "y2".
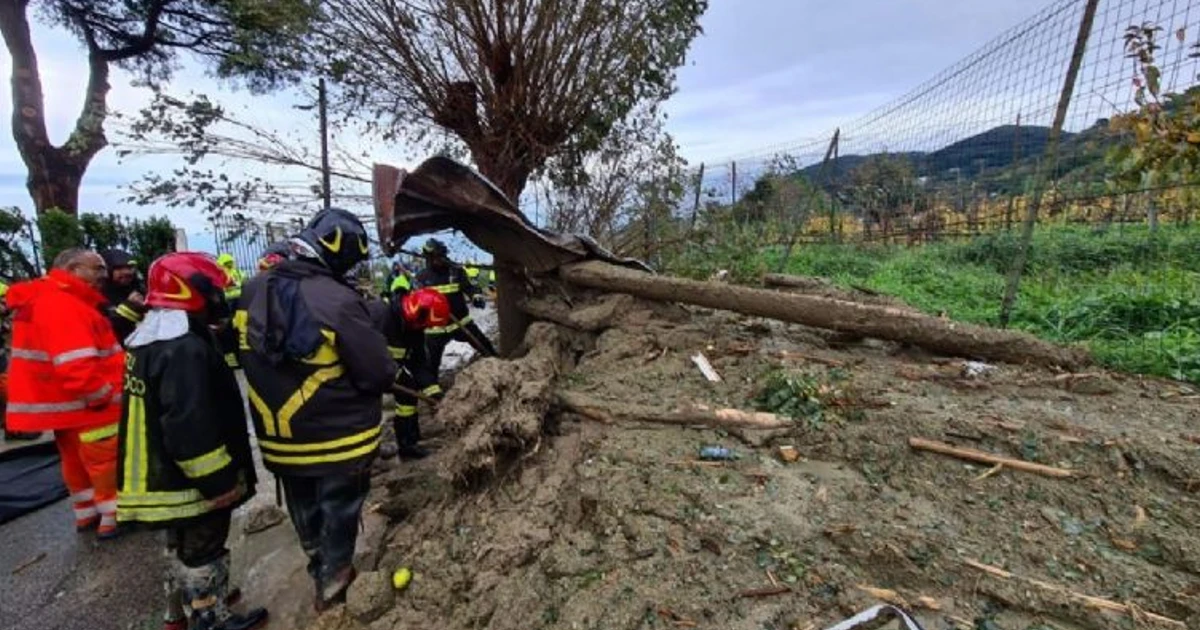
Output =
[
  {"x1": 234, "y1": 260, "x2": 396, "y2": 477},
  {"x1": 415, "y1": 265, "x2": 477, "y2": 335},
  {"x1": 102, "y1": 281, "x2": 147, "y2": 344},
  {"x1": 117, "y1": 315, "x2": 256, "y2": 526}
]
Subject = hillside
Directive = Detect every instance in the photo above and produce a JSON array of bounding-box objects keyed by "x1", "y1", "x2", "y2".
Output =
[{"x1": 793, "y1": 120, "x2": 1121, "y2": 194}]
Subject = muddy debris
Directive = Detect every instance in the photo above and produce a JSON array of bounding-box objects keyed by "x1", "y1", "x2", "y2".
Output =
[{"x1": 310, "y1": 289, "x2": 1200, "y2": 630}]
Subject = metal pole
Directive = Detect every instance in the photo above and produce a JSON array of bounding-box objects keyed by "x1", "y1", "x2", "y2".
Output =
[
  {"x1": 999, "y1": 0, "x2": 1099, "y2": 328},
  {"x1": 319, "y1": 78, "x2": 331, "y2": 210}
]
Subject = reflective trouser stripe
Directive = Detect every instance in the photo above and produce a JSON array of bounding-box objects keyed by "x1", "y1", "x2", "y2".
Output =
[
  {"x1": 72, "y1": 489, "x2": 97, "y2": 522},
  {"x1": 80, "y1": 423, "x2": 118, "y2": 443},
  {"x1": 395, "y1": 404, "x2": 417, "y2": 418},
  {"x1": 426, "y1": 315, "x2": 471, "y2": 334},
  {"x1": 421, "y1": 384, "x2": 442, "y2": 397}
]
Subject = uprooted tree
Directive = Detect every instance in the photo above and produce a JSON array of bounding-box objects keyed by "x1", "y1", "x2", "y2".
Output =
[{"x1": 0, "y1": 0, "x2": 319, "y2": 215}]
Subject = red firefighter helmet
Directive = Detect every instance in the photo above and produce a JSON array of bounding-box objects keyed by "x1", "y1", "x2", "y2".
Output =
[
  {"x1": 401, "y1": 287, "x2": 451, "y2": 330},
  {"x1": 146, "y1": 252, "x2": 232, "y2": 313},
  {"x1": 258, "y1": 253, "x2": 284, "y2": 272}
]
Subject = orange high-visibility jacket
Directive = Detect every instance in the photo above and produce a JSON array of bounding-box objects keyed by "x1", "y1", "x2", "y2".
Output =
[{"x1": 5, "y1": 269, "x2": 124, "y2": 432}]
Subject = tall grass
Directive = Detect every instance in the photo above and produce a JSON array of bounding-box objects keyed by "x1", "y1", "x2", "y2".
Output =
[{"x1": 666, "y1": 224, "x2": 1200, "y2": 384}]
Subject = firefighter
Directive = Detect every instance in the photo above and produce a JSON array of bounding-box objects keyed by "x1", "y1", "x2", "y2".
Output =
[
  {"x1": 234, "y1": 207, "x2": 395, "y2": 610},
  {"x1": 6, "y1": 248, "x2": 124, "y2": 537},
  {"x1": 214, "y1": 254, "x2": 244, "y2": 369},
  {"x1": 100, "y1": 248, "x2": 148, "y2": 343},
  {"x1": 117, "y1": 252, "x2": 267, "y2": 630},
  {"x1": 416, "y1": 238, "x2": 497, "y2": 372},
  {"x1": 462, "y1": 261, "x2": 486, "y2": 308},
  {"x1": 372, "y1": 280, "x2": 446, "y2": 460}
]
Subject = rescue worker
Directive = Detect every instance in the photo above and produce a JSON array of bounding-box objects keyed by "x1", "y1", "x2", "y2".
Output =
[
  {"x1": 5, "y1": 248, "x2": 124, "y2": 538},
  {"x1": 101, "y1": 248, "x2": 148, "y2": 342},
  {"x1": 235, "y1": 207, "x2": 395, "y2": 610},
  {"x1": 0, "y1": 279, "x2": 38, "y2": 441},
  {"x1": 463, "y1": 261, "x2": 485, "y2": 308},
  {"x1": 416, "y1": 238, "x2": 497, "y2": 372},
  {"x1": 118, "y1": 252, "x2": 267, "y2": 630},
  {"x1": 256, "y1": 241, "x2": 290, "y2": 275},
  {"x1": 216, "y1": 254, "x2": 244, "y2": 369},
  {"x1": 372, "y1": 280, "x2": 446, "y2": 460}
]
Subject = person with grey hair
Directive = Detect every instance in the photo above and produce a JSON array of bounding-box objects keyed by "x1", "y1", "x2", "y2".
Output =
[{"x1": 5, "y1": 247, "x2": 125, "y2": 538}]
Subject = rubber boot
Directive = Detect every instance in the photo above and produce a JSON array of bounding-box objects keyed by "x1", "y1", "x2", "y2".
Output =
[
  {"x1": 393, "y1": 416, "x2": 429, "y2": 460},
  {"x1": 176, "y1": 555, "x2": 269, "y2": 630},
  {"x1": 315, "y1": 566, "x2": 357, "y2": 613}
]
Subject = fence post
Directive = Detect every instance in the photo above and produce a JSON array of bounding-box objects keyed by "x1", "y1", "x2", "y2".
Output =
[
  {"x1": 776, "y1": 129, "x2": 840, "y2": 273},
  {"x1": 690, "y1": 162, "x2": 705, "y2": 231},
  {"x1": 730, "y1": 161, "x2": 738, "y2": 207},
  {"x1": 999, "y1": 0, "x2": 1100, "y2": 328}
]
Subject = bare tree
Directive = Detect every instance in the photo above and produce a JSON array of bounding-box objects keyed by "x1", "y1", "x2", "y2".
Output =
[
  {"x1": 0, "y1": 0, "x2": 318, "y2": 214},
  {"x1": 316, "y1": 0, "x2": 707, "y2": 202}
]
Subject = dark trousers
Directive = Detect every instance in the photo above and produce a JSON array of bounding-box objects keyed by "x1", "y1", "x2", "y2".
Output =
[
  {"x1": 168, "y1": 509, "x2": 232, "y2": 567},
  {"x1": 425, "y1": 321, "x2": 496, "y2": 372},
  {"x1": 280, "y1": 472, "x2": 370, "y2": 591},
  {"x1": 393, "y1": 357, "x2": 440, "y2": 449}
]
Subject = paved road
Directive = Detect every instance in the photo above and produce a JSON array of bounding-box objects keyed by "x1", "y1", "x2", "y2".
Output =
[{"x1": 0, "y1": 498, "x2": 163, "y2": 630}]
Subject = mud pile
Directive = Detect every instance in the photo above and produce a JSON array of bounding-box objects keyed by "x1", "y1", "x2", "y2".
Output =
[{"x1": 327, "y1": 291, "x2": 1200, "y2": 630}]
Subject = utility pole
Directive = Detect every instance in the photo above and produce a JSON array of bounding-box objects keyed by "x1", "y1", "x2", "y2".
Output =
[{"x1": 319, "y1": 78, "x2": 331, "y2": 210}]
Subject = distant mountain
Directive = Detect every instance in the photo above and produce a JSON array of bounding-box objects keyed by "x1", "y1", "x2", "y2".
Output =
[{"x1": 796, "y1": 124, "x2": 1066, "y2": 183}]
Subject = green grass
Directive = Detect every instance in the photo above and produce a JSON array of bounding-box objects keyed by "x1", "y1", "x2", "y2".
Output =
[{"x1": 670, "y1": 224, "x2": 1200, "y2": 384}]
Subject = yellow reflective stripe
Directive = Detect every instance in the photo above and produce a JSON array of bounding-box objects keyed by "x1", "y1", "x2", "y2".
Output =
[
  {"x1": 421, "y1": 384, "x2": 442, "y2": 397},
  {"x1": 430, "y1": 283, "x2": 459, "y2": 294},
  {"x1": 246, "y1": 383, "x2": 277, "y2": 437},
  {"x1": 426, "y1": 315, "x2": 470, "y2": 335},
  {"x1": 390, "y1": 276, "x2": 411, "y2": 292},
  {"x1": 262, "y1": 437, "x2": 381, "y2": 466},
  {"x1": 224, "y1": 352, "x2": 239, "y2": 368},
  {"x1": 80, "y1": 423, "x2": 118, "y2": 443},
  {"x1": 119, "y1": 488, "x2": 203, "y2": 506},
  {"x1": 177, "y1": 446, "x2": 232, "y2": 479},
  {"x1": 395, "y1": 405, "x2": 417, "y2": 417},
  {"x1": 115, "y1": 303, "x2": 142, "y2": 323},
  {"x1": 259, "y1": 425, "x2": 381, "y2": 454},
  {"x1": 277, "y1": 365, "x2": 345, "y2": 438},
  {"x1": 301, "y1": 329, "x2": 338, "y2": 366},
  {"x1": 123, "y1": 395, "x2": 147, "y2": 493},
  {"x1": 118, "y1": 501, "x2": 212, "y2": 522},
  {"x1": 232, "y1": 310, "x2": 249, "y2": 350},
  {"x1": 388, "y1": 346, "x2": 408, "y2": 360}
]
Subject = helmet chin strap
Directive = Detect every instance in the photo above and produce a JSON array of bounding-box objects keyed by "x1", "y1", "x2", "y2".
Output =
[{"x1": 288, "y1": 238, "x2": 326, "y2": 266}]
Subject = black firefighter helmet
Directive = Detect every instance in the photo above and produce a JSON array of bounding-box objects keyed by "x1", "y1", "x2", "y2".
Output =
[{"x1": 297, "y1": 207, "x2": 371, "y2": 276}]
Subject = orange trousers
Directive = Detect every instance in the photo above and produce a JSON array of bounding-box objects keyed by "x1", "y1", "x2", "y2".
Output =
[{"x1": 54, "y1": 425, "x2": 119, "y2": 535}]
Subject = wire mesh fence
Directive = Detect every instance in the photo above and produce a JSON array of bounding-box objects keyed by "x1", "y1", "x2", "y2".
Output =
[{"x1": 656, "y1": 0, "x2": 1200, "y2": 384}]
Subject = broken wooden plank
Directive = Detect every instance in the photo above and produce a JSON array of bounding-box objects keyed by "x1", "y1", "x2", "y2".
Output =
[
  {"x1": 557, "y1": 391, "x2": 793, "y2": 430},
  {"x1": 691, "y1": 352, "x2": 722, "y2": 382},
  {"x1": 908, "y1": 437, "x2": 1076, "y2": 478}
]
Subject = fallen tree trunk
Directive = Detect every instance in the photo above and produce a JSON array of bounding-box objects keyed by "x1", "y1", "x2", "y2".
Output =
[
  {"x1": 556, "y1": 391, "x2": 794, "y2": 430},
  {"x1": 560, "y1": 261, "x2": 1090, "y2": 369}
]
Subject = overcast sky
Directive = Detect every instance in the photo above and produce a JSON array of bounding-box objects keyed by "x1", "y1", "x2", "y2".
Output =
[{"x1": 0, "y1": 0, "x2": 1057, "y2": 251}]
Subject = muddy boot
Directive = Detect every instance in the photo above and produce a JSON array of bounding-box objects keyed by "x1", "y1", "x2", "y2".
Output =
[
  {"x1": 393, "y1": 416, "x2": 428, "y2": 460},
  {"x1": 315, "y1": 566, "x2": 357, "y2": 612},
  {"x1": 177, "y1": 555, "x2": 269, "y2": 630}
]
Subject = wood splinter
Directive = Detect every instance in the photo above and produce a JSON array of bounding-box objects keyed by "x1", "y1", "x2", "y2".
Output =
[
  {"x1": 964, "y1": 559, "x2": 1185, "y2": 628},
  {"x1": 908, "y1": 437, "x2": 1077, "y2": 479}
]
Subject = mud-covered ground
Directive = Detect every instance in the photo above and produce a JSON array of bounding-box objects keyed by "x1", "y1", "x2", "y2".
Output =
[{"x1": 325, "y1": 293, "x2": 1200, "y2": 630}]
